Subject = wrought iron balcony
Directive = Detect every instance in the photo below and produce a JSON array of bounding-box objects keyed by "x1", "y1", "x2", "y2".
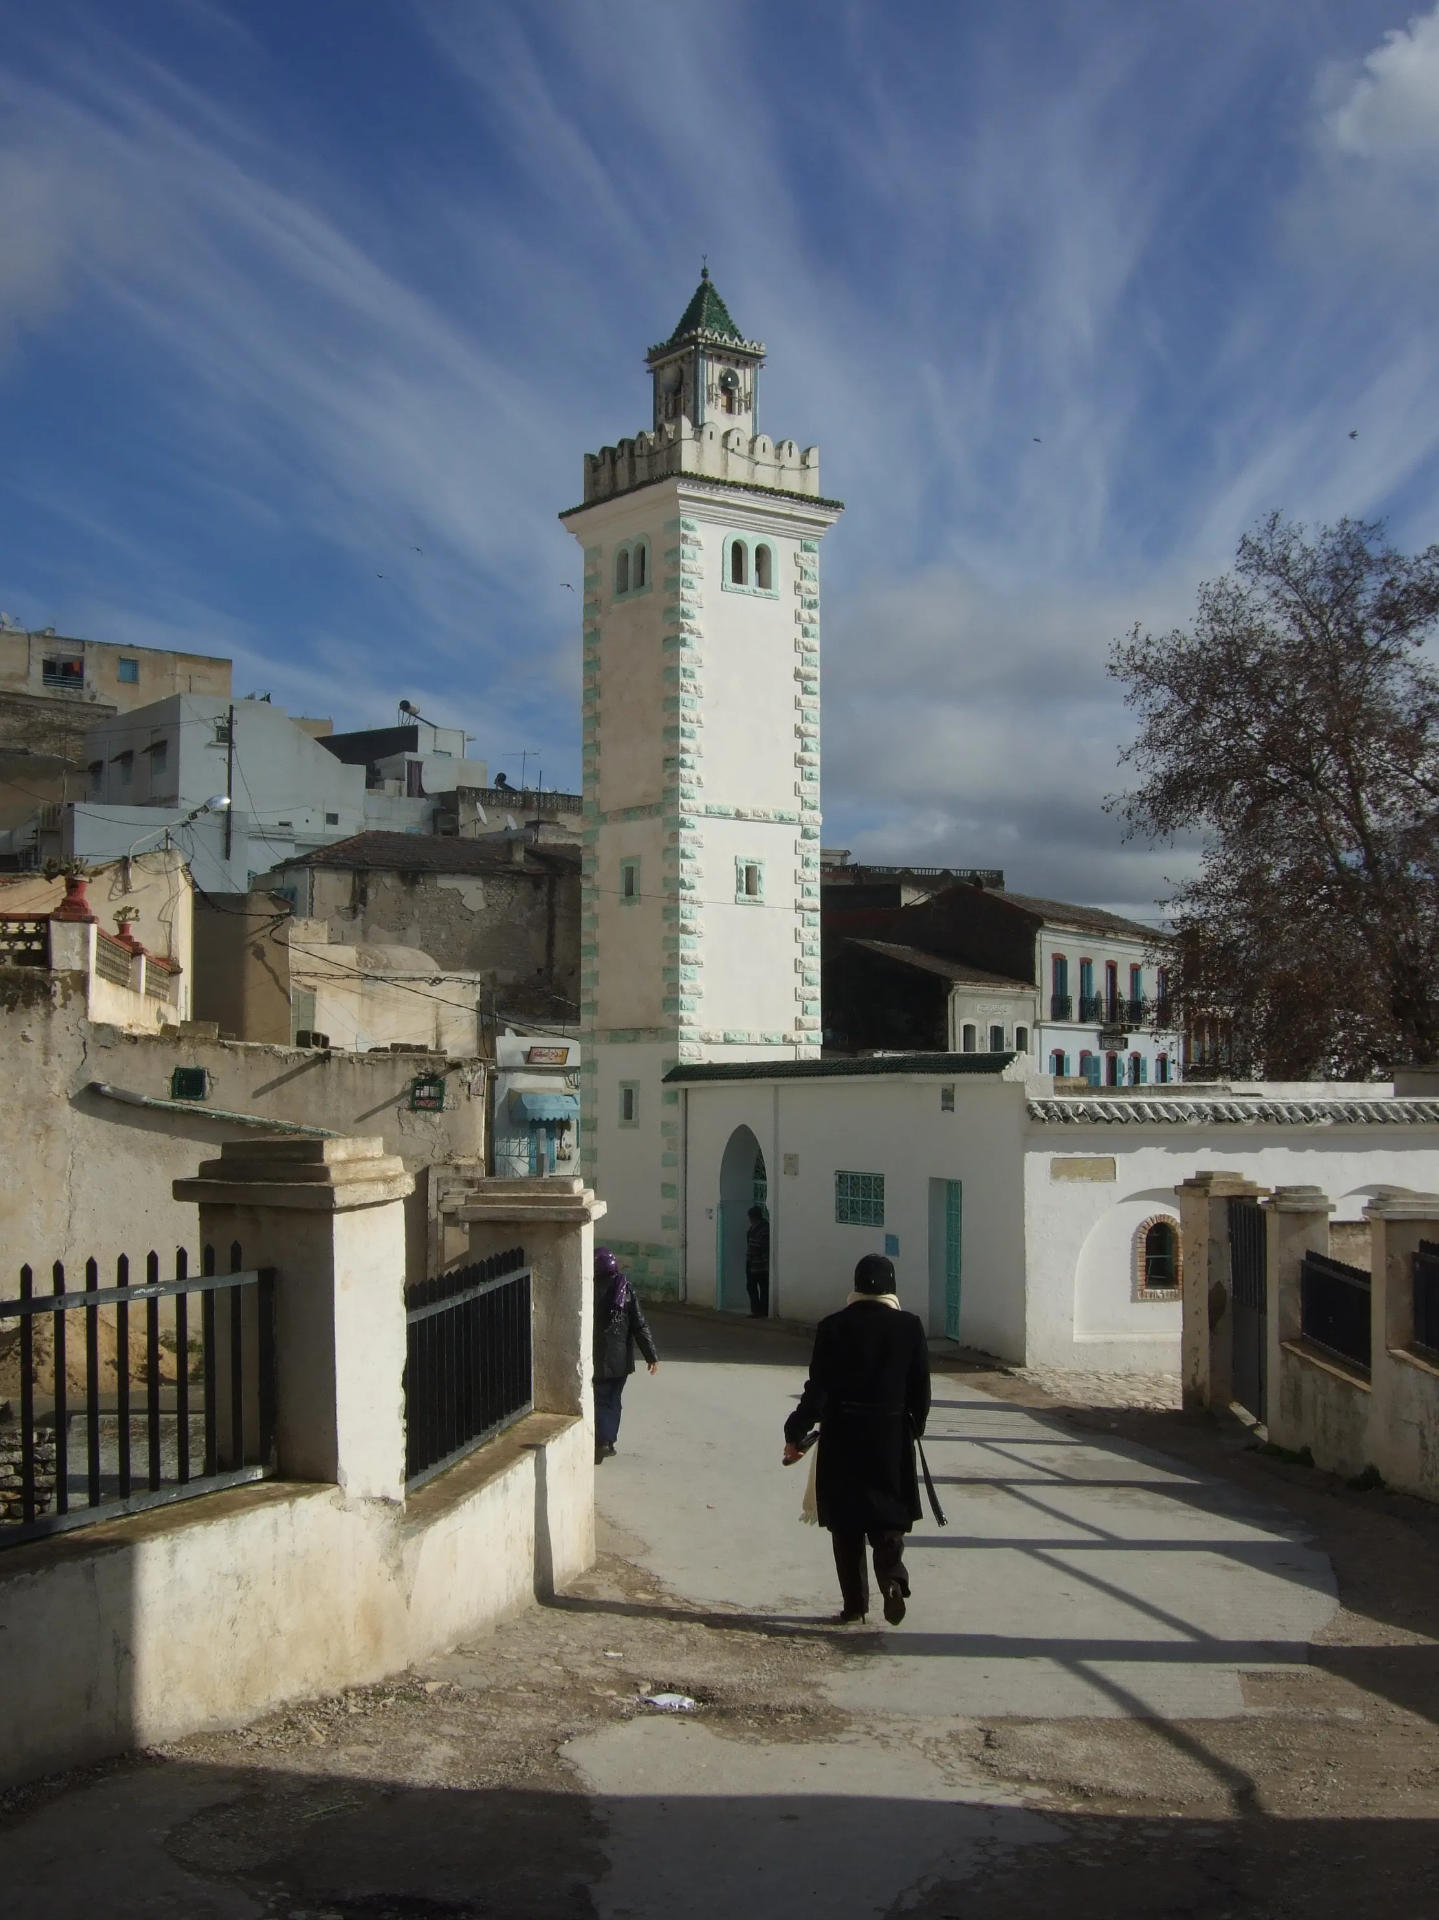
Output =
[
  {"x1": 1050, "y1": 993, "x2": 1073, "y2": 1021},
  {"x1": 1078, "y1": 994, "x2": 1105, "y2": 1021}
]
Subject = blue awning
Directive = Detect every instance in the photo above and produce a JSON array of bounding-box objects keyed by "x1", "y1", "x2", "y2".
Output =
[{"x1": 509, "y1": 1091, "x2": 580, "y2": 1123}]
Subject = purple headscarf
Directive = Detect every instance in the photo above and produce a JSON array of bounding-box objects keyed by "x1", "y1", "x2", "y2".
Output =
[{"x1": 594, "y1": 1246, "x2": 630, "y2": 1315}]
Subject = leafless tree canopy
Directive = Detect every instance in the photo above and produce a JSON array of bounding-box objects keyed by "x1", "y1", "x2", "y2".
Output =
[{"x1": 1110, "y1": 512, "x2": 1439, "y2": 1078}]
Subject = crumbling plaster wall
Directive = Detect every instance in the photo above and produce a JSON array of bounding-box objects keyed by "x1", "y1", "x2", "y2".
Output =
[
  {"x1": 307, "y1": 864, "x2": 579, "y2": 1001},
  {"x1": 0, "y1": 974, "x2": 485, "y2": 1276}
]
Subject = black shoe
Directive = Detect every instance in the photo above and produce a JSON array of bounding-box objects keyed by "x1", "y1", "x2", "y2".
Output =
[
  {"x1": 881, "y1": 1582, "x2": 907, "y2": 1626},
  {"x1": 594, "y1": 1445, "x2": 607, "y2": 1465},
  {"x1": 603, "y1": 1443, "x2": 617, "y2": 1457},
  {"x1": 834, "y1": 1608, "x2": 868, "y2": 1626}
]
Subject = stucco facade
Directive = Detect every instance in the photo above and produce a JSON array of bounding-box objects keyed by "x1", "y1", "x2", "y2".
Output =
[
  {"x1": 562, "y1": 272, "x2": 841, "y2": 1296},
  {"x1": 672, "y1": 1062, "x2": 1439, "y2": 1375}
]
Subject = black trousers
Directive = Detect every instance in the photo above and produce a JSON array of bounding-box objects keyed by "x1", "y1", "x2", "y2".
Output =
[
  {"x1": 593, "y1": 1375, "x2": 626, "y2": 1447},
  {"x1": 746, "y1": 1268, "x2": 769, "y2": 1316},
  {"x1": 830, "y1": 1528, "x2": 909, "y2": 1617}
]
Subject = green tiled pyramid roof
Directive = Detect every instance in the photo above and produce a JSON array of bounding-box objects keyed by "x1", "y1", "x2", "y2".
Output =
[{"x1": 648, "y1": 268, "x2": 764, "y2": 360}]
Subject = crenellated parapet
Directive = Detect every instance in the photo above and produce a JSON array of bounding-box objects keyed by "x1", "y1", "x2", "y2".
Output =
[{"x1": 579, "y1": 418, "x2": 824, "y2": 507}]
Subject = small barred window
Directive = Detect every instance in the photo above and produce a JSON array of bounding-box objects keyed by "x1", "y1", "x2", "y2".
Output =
[{"x1": 835, "y1": 1170, "x2": 884, "y2": 1227}]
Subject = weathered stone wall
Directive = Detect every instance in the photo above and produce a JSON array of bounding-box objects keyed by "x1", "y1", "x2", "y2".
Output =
[
  {"x1": 192, "y1": 890, "x2": 294, "y2": 1044},
  {"x1": 307, "y1": 861, "x2": 580, "y2": 1008},
  {"x1": 0, "y1": 1417, "x2": 55, "y2": 1523},
  {"x1": 0, "y1": 974, "x2": 487, "y2": 1278}
]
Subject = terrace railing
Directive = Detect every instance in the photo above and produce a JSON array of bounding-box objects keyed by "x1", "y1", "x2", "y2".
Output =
[
  {"x1": 403, "y1": 1247, "x2": 532, "y2": 1490},
  {"x1": 1414, "y1": 1241, "x2": 1439, "y2": 1359},
  {"x1": 1299, "y1": 1250, "x2": 1372, "y2": 1376},
  {"x1": 0, "y1": 1245, "x2": 275, "y2": 1547}
]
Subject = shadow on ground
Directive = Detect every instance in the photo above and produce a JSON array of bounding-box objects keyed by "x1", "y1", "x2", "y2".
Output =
[{"x1": 2, "y1": 1753, "x2": 1436, "y2": 1920}]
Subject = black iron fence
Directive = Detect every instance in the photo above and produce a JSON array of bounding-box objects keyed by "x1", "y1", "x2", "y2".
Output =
[
  {"x1": 1300, "y1": 1250, "x2": 1372, "y2": 1375},
  {"x1": 1050, "y1": 993, "x2": 1072, "y2": 1021},
  {"x1": 404, "y1": 1247, "x2": 531, "y2": 1490},
  {"x1": 0, "y1": 1245, "x2": 275, "y2": 1548},
  {"x1": 1414, "y1": 1241, "x2": 1439, "y2": 1358}
]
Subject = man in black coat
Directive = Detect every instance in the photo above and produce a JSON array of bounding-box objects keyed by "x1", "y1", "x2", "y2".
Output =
[{"x1": 782, "y1": 1253, "x2": 931, "y2": 1624}]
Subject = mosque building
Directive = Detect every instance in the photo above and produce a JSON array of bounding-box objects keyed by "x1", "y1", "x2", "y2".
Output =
[{"x1": 561, "y1": 274, "x2": 1439, "y2": 1399}]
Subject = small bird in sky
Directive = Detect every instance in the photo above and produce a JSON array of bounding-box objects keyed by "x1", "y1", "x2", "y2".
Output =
[
  {"x1": 1033, "y1": 437, "x2": 1042, "y2": 443},
  {"x1": 413, "y1": 545, "x2": 424, "y2": 553},
  {"x1": 563, "y1": 582, "x2": 575, "y2": 592},
  {"x1": 1349, "y1": 429, "x2": 1359, "y2": 440},
  {"x1": 376, "y1": 572, "x2": 385, "y2": 578}
]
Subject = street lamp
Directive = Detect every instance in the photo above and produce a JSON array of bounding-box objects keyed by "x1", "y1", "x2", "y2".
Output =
[{"x1": 127, "y1": 794, "x2": 231, "y2": 861}]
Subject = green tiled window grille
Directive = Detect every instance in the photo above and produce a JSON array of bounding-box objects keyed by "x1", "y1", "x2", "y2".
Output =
[{"x1": 835, "y1": 1170, "x2": 884, "y2": 1227}]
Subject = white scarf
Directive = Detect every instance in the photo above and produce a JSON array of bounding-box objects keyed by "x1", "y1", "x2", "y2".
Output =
[{"x1": 801, "y1": 1291, "x2": 904, "y2": 1522}]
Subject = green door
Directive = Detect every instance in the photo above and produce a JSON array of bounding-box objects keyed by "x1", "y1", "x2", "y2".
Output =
[{"x1": 943, "y1": 1180, "x2": 962, "y2": 1340}]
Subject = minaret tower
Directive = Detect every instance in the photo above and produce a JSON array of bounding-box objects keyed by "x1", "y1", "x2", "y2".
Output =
[{"x1": 561, "y1": 270, "x2": 842, "y2": 1298}]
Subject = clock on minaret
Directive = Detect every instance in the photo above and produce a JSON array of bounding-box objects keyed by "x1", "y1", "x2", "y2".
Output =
[{"x1": 646, "y1": 265, "x2": 764, "y2": 436}]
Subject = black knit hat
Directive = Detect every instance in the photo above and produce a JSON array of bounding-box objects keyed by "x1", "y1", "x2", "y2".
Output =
[{"x1": 854, "y1": 1253, "x2": 895, "y2": 1295}]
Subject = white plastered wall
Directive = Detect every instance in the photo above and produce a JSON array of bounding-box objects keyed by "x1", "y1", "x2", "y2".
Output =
[
  {"x1": 681, "y1": 1074, "x2": 1029, "y2": 1353},
  {"x1": 1022, "y1": 1124, "x2": 1439, "y2": 1372}
]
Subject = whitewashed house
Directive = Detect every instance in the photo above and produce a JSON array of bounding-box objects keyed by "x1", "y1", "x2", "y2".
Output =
[{"x1": 671, "y1": 1059, "x2": 1439, "y2": 1374}]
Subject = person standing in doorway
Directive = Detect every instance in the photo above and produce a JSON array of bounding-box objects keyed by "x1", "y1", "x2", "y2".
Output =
[
  {"x1": 745, "y1": 1204, "x2": 771, "y2": 1318},
  {"x1": 781, "y1": 1253, "x2": 930, "y2": 1625},
  {"x1": 592, "y1": 1246, "x2": 658, "y2": 1465}
]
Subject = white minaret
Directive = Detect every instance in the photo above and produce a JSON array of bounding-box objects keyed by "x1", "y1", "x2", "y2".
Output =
[{"x1": 561, "y1": 270, "x2": 842, "y2": 1298}]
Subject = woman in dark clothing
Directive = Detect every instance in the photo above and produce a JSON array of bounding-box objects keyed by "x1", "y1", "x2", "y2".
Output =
[
  {"x1": 782, "y1": 1253, "x2": 930, "y2": 1625},
  {"x1": 592, "y1": 1246, "x2": 658, "y2": 1464}
]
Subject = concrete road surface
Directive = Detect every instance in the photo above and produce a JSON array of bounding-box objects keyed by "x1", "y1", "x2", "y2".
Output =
[
  {"x1": 567, "y1": 1307, "x2": 1337, "y2": 1917},
  {"x1": 6, "y1": 1306, "x2": 1429, "y2": 1920}
]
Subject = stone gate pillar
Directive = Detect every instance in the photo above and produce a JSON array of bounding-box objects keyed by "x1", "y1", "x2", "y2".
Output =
[
  {"x1": 1261, "y1": 1185, "x2": 1334, "y2": 1450},
  {"x1": 174, "y1": 1135, "x2": 414, "y2": 1502},
  {"x1": 1175, "y1": 1171, "x2": 1265, "y2": 1413}
]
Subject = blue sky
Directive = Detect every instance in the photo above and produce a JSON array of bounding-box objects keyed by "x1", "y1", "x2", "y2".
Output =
[{"x1": 4, "y1": 1, "x2": 1439, "y2": 915}]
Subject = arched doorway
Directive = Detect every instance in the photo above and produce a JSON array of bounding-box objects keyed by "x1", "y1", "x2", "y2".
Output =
[{"x1": 718, "y1": 1124, "x2": 768, "y2": 1313}]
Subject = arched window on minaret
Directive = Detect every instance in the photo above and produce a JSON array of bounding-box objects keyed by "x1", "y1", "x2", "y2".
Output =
[
  {"x1": 754, "y1": 543, "x2": 772, "y2": 591},
  {"x1": 615, "y1": 547, "x2": 630, "y2": 596},
  {"x1": 730, "y1": 540, "x2": 748, "y2": 586},
  {"x1": 633, "y1": 540, "x2": 647, "y2": 590}
]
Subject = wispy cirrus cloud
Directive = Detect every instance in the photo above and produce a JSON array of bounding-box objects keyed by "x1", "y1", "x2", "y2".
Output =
[{"x1": 3, "y1": 2, "x2": 1439, "y2": 913}]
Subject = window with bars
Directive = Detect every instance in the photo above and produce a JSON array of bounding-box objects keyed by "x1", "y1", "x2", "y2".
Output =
[{"x1": 835, "y1": 1170, "x2": 884, "y2": 1227}]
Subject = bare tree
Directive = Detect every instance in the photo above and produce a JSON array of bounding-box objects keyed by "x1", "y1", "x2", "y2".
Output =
[{"x1": 1110, "y1": 512, "x2": 1439, "y2": 1079}]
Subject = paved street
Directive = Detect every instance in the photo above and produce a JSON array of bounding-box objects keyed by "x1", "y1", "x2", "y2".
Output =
[
  {"x1": 1, "y1": 1304, "x2": 1436, "y2": 1919},
  {"x1": 568, "y1": 1308, "x2": 1338, "y2": 1916}
]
